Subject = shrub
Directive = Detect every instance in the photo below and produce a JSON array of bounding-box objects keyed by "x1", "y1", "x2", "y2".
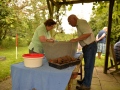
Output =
[
  {"x1": 0, "y1": 37, "x2": 28, "y2": 48},
  {"x1": 1, "y1": 37, "x2": 15, "y2": 48}
]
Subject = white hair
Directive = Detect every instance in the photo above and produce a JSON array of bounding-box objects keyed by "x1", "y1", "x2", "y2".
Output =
[{"x1": 103, "y1": 27, "x2": 107, "y2": 30}]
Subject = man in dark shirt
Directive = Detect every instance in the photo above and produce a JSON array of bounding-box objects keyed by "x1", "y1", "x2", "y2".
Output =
[{"x1": 96, "y1": 27, "x2": 108, "y2": 59}]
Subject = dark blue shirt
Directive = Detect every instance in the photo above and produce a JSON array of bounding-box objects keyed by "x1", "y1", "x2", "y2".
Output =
[{"x1": 98, "y1": 30, "x2": 106, "y2": 43}]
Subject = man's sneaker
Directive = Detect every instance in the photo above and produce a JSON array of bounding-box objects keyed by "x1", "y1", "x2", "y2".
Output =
[
  {"x1": 76, "y1": 85, "x2": 90, "y2": 90},
  {"x1": 77, "y1": 80, "x2": 83, "y2": 85}
]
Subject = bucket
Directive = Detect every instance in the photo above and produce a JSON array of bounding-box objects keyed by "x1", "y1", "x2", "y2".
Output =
[{"x1": 22, "y1": 54, "x2": 44, "y2": 68}]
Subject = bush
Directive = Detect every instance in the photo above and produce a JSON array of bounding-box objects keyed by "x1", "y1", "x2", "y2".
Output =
[
  {"x1": 0, "y1": 37, "x2": 28, "y2": 48},
  {"x1": 18, "y1": 38, "x2": 28, "y2": 47},
  {"x1": 1, "y1": 37, "x2": 15, "y2": 48}
]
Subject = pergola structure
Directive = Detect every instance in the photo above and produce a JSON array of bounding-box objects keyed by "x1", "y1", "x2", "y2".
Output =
[{"x1": 46, "y1": 0, "x2": 115, "y2": 74}]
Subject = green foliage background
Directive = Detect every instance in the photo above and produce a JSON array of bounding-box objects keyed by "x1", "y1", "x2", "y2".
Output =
[
  {"x1": 89, "y1": 0, "x2": 120, "y2": 43},
  {"x1": 0, "y1": 0, "x2": 120, "y2": 47}
]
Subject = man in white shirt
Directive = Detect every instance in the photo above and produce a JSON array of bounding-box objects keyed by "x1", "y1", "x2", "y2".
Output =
[{"x1": 68, "y1": 14, "x2": 97, "y2": 90}]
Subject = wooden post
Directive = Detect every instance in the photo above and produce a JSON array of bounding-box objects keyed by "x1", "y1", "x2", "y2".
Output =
[
  {"x1": 103, "y1": 0, "x2": 115, "y2": 74},
  {"x1": 46, "y1": 0, "x2": 54, "y2": 18}
]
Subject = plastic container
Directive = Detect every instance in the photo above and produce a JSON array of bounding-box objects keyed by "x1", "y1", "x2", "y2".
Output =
[
  {"x1": 22, "y1": 54, "x2": 44, "y2": 68},
  {"x1": 42, "y1": 41, "x2": 78, "y2": 60}
]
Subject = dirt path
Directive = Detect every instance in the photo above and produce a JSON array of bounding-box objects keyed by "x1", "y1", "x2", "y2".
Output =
[{"x1": 0, "y1": 78, "x2": 12, "y2": 90}]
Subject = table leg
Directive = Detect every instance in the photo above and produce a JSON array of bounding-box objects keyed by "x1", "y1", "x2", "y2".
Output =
[
  {"x1": 68, "y1": 78, "x2": 73, "y2": 90},
  {"x1": 67, "y1": 60, "x2": 83, "y2": 90}
]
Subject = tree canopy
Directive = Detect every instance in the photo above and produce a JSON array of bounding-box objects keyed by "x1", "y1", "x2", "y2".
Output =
[
  {"x1": 89, "y1": 0, "x2": 120, "y2": 43},
  {"x1": 0, "y1": 0, "x2": 120, "y2": 48}
]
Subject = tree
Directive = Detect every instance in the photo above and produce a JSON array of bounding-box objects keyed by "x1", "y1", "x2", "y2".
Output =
[
  {"x1": 89, "y1": 2, "x2": 109, "y2": 36},
  {"x1": 0, "y1": 0, "x2": 74, "y2": 47},
  {"x1": 0, "y1": 0, "x2": 49, "y2": 47},
  {"x1": 89, "y1": 0, "x2": 120, "y2": 43},
  {"x1": 0, "y1": 0, "x2": 16, "y2": 44}
]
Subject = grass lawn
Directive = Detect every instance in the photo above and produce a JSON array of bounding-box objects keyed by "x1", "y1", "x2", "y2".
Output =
[
  {"x1": 95, "y1": 54, "x2": 106, "y2": 67},
  {"x1": 0, "y1": 46, "x2": 28, "y2": 82},
  {"x1": 0, "y1": 47, "x2": 106, "y2": 82}
]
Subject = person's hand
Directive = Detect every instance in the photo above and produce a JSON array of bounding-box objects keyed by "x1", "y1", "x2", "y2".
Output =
[
  {"x1": 69, "y1": 39, "x2": 77, "y2": 42},
  {"x1": 96, "y1": 39, "x2": 99, "y2": 42},
  {"x1": 49, "y1": 39, "x2": 54, "y2": 43},
  {"x1": 46, "y1": 39, "x2": 54, "y2": 43}
]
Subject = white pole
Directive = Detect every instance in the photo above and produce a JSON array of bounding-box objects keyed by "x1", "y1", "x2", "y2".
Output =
[
  {"x1": 16, "y1": 46, "x2": 17, "y2": 59},
  {"x1": 16, "y1": 34, "x2": 18, "y2": 59}
]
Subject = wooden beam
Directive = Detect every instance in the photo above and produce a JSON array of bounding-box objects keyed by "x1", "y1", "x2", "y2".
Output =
[
  {"x1": 62, "y1": 0, "x2": 66, "y2": 2},
  {"x1": 50, "y1": 0, "x2": 110, "y2": 5},
  {"x1": 46, "y1": 0, "x2": 54, "y2": 18},
  {"x1": 103, "y1": 0, "x2": 115, "y2": 74},
  {"x1": 50, "y1": 0, "x2": 58, "y2": 6}
]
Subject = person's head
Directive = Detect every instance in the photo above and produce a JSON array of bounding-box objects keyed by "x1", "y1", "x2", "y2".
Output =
[
  {"x1": 44, "y1": 19, "x2": 56, "y2": 31},
  {"x1": 103, "y1": 27, "x2": 108, "y2": 32},
  {"x1": 68, "y1": 14, "x2": 78, "y2": 27}
]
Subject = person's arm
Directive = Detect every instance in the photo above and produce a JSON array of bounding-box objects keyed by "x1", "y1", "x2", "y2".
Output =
[
  {"x1": 70, "y1": 33, "x2": 91, "y2": 42},
  {"x1": 96, "y1": 33, "x2": 106, "y2": 42},
  {"x1": 96, "y1": 34, "x2": 98, "y2": 41},
  {"x1": 39, "y1": 36, "x2": 54, "y2": 43}
]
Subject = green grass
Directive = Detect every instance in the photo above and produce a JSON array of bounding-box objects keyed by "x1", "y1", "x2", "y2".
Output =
[
  {"x1": 0, "y1": 47, "x2": 28, "y2": 82},
  {"x1": 95, "y1": 55, "x2": 105, "y2": 67},
  {"x1": 81, "y1": 55, "x2": 106, "y2": 67},
  {"x1": 0, "y1": 47, "x2": 107, "y2": 82}
]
